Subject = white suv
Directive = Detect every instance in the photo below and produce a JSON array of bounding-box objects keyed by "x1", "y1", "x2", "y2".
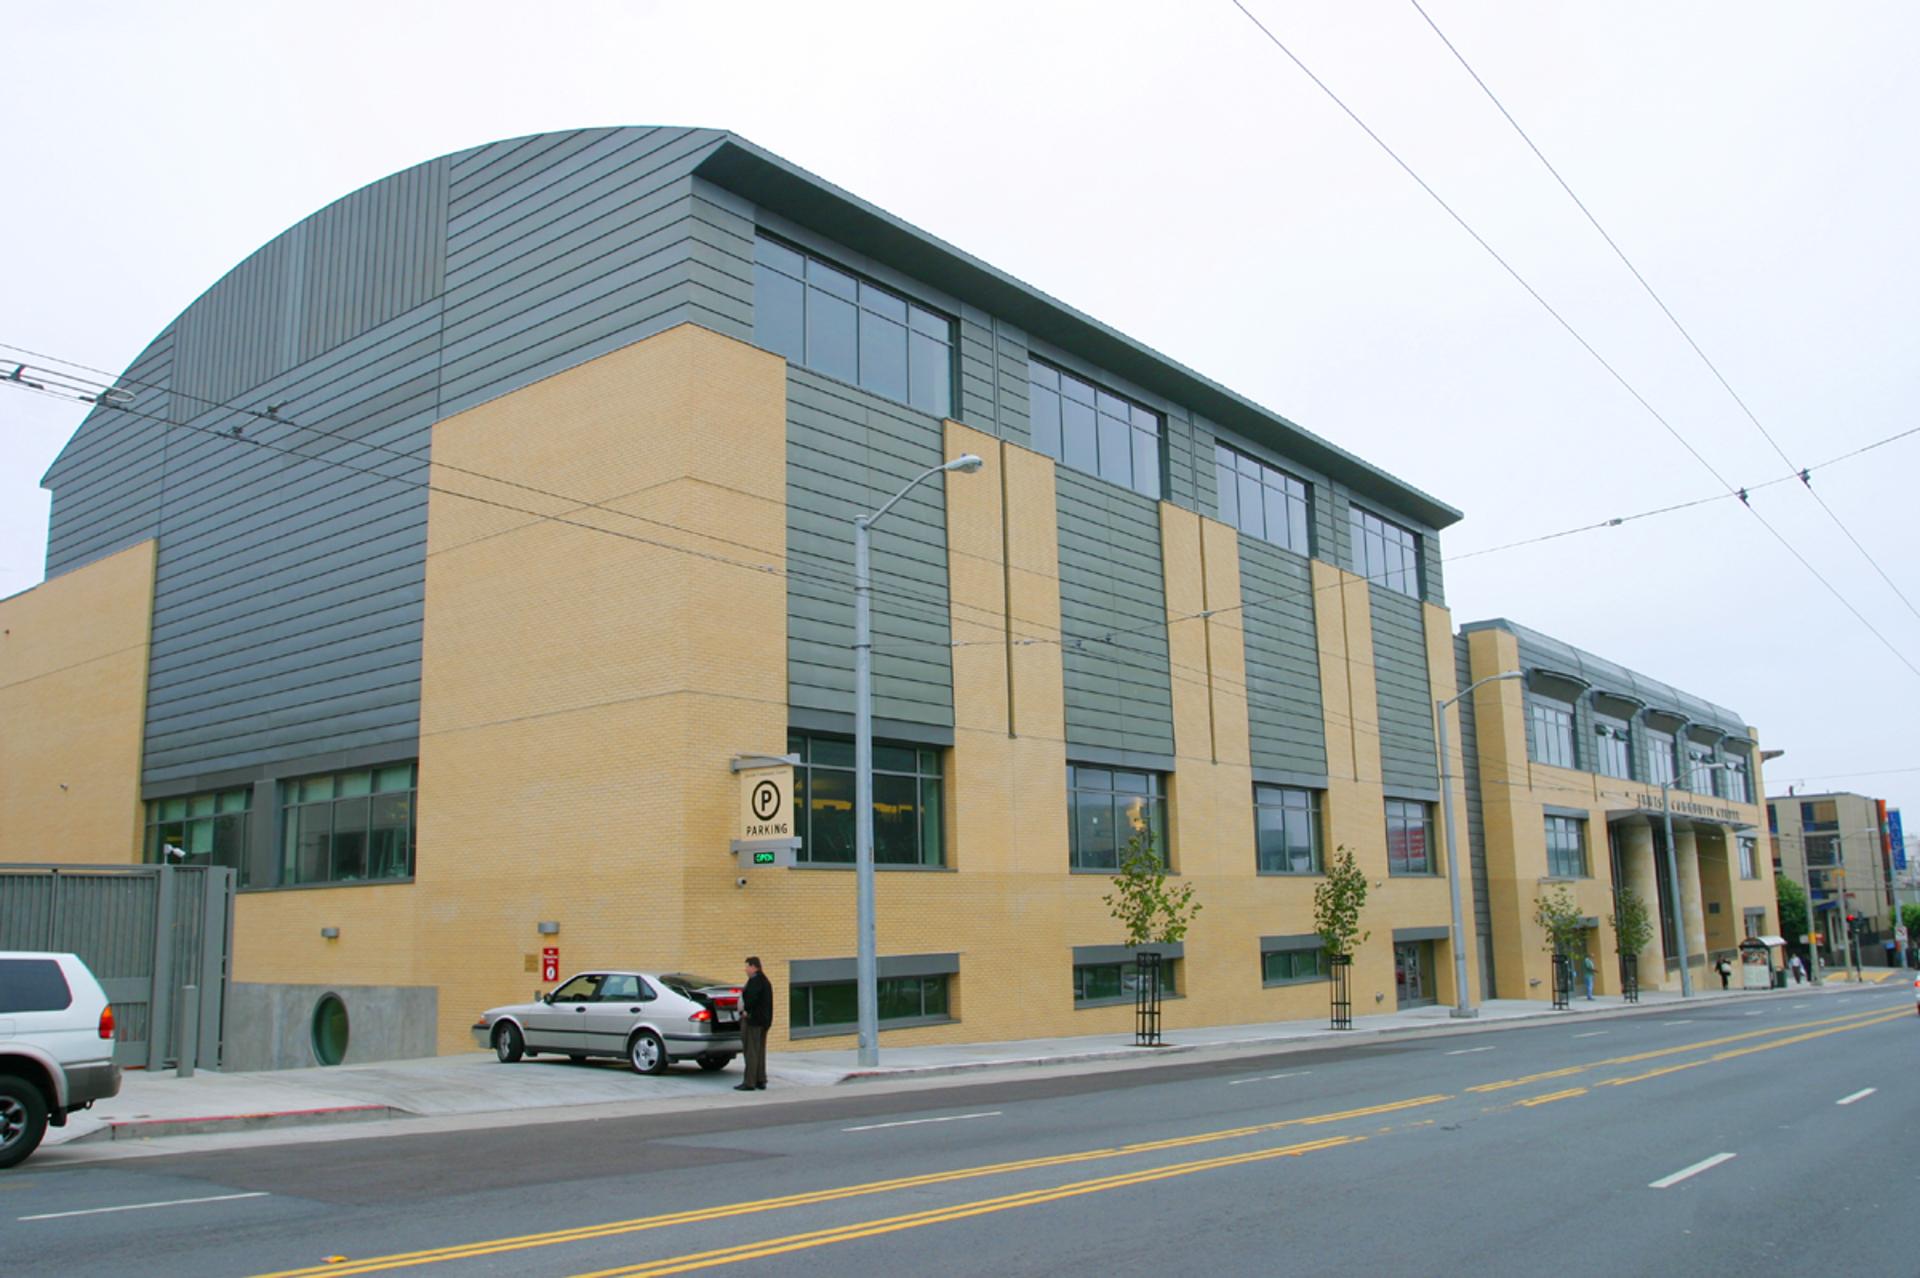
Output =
[{"x1": 0, "y1": 952, "x2": 123, "y2": 1168}]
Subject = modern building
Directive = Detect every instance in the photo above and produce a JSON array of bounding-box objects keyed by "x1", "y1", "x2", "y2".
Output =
[
  {"x1": 1766, "y1": 791, "x2": 1899, "y2": 965},
  {"x1": 0, "y1": 126, "x2": 1769, "y2": 1070},
  {"x1": 1455, "y1": 620, "x2": 1776, "y2": 998}
]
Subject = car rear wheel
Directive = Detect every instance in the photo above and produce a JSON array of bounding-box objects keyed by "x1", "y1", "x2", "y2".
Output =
[
  {"x1": 0, "y1": 1076, "x2": 49, "y2": 1170},
  {"x1": 628, "y1": 1029, "x2": 668, "y2": 1076},
  {"x1": 492, "y1": 1023, "x2": 525, "y2": 1064},
  {"x1": 696, "y1": 1053, "x2": 734, "y2": 1073}
]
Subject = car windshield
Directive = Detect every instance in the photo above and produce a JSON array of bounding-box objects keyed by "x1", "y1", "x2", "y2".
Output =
[{"x1": 659, "y1": 973, "x2": 731, "y2": 993}]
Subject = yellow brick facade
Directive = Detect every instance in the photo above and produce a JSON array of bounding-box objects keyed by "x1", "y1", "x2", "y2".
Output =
[{"x1": 0, "y1": 540, "x2": 155, "y2": 865}]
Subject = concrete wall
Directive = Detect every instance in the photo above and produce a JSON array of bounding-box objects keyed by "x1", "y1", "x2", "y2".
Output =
[{"x1": 223, "y1": 982, "x2": 437, "y2": 1071}]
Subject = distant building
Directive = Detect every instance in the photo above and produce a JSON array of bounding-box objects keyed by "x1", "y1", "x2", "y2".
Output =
[{"x1": 1767, "y1": 791, "x2": 1898, "y2": 964}]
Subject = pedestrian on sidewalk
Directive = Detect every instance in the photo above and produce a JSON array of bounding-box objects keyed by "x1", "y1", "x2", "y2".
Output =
[
  {"x1": 1581, "y1": 954, "x2": 1596, "y2": 1000},
  {"x1": 736, "y1": 956, "x2": 773, "y2": 1092},
  {"x1": 1789, "y1": 953, "x2": 1805, "y2": 984},
  {"x1": 1715, "y1": 957, "x2": 1732, "y2": 990}
]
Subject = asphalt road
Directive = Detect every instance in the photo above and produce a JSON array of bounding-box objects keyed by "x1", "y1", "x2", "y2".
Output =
[{"x1": 5, "y1": 983, "x2": 1915, "y2": 1277}]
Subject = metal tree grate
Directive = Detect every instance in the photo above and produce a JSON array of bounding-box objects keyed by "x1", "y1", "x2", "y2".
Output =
[
  {"x1": 1329, "y1": 954, "x2": 1353, "y2": 1030},
  {"x1": 1134, "y1": 951, "x2": 1164, "y2": 1047}
]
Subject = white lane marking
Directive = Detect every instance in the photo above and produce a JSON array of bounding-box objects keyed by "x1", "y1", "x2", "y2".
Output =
[
  {"x1": 19, "y1": 1191, "x2": 269, "y2": 1222},
  {"x1": 842, "y1": 1111, "x2": 1002, "y2": 1133},
  {"x1": 1445, "y1": 1047, "x2": 1495, "y2": 1056},
  {"x1": 1649, "y1": 1153, "x2": 1737, "y2": 1190},
  {"x1": 1743, "y1": 1011, "x2": 1763, "y2": 1017},
  {"x1": 1792, "y1": 1003, "x2": 1809, "y2": 1009},
  {"x1": 1573, "y1": 1031, "x2": 1607, "y2": 1039},
  {"x1": 1836, "y1": 1088, "x2": 1877, "y2": 1106},
  {"x1": 1228, "y1": 1071, "x2": 1311, "y2": 1085},
  {"x1": 1663, "y1": 1020, "x2": 1693, "y2": 1026}
]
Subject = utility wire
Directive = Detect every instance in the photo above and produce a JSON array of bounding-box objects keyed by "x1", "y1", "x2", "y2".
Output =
[
  {"x1": 1225, "y1": 0, "x2": 1920, "y2": 682},
  {"x1": 1408, "y1": 0, "x2": 1920, "y2": 626}
]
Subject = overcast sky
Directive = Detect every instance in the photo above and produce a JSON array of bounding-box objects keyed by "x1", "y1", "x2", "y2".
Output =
[{"x1": 4, "y1": 2, "x2": 1915, "y2": 835}]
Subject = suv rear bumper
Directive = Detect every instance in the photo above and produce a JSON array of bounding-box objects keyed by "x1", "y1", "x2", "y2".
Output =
[{"x1": 64, "y1": 1060, "x2": 122, "y2": 1111}]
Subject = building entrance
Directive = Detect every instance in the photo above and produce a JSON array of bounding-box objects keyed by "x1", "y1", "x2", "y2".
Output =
[{"x1": 1394, "y1": 942, "x2": 1434, "y2": 1008}]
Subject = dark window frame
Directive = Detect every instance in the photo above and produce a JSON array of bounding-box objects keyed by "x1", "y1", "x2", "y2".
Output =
[
  {"x1": 1073, "y1": 959, "x2": 1180, "y2": 1007},
  {"x1": 1216, "y1": 442, "x2": 1311, "y2": 554},
  {"x1": 1349, "y1": 506, "x2": 1422, "y2": 598},
  {"x1": 1254, "y1": 784, "x2": 1323, "y2": 875},
  {"x1": 1067, "y1": 765, "x2": 1169, "y2": 871},
  {"x1": 278, "y1": 761, "x2": 418, "y2": 888},
  {"x1": 1385, "y1": 798, "x2": 1436, "y2": 876},
  {"x1": 1544, "y1": 814, "x2": 1588, "y2": 878},
  {"x1": 789, "y1": 733, "x2": 945, "y2": 867},
  {"x1": 788, "y1": 974, "x2": 953, "y2": 1034},
  {"x1": 1261, "y1": 946, "x2": 1329, "y2": 986},
  {"x1": 1026, "y1": 358, "x2": 1164, "y2": 500},
  {"x1": 144, "y1": 786, "x2": 253, "y2": 883}
]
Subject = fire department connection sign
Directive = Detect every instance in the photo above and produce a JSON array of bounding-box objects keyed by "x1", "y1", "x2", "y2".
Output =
[{"x1": 740, "y1": 766, "x2": 794, "y2": 842}]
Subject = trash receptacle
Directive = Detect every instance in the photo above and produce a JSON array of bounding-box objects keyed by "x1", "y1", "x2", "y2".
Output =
[{"x1": 1773, "y1": 969, "x2": 1787, "y2": 989}]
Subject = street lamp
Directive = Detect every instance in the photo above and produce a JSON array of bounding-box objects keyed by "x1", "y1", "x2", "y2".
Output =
[
  {"x1": 1660, "y1": 760, "x2": 1731, "y2": 998},
  {"x1": 1435, "y1": 669, "x2": 1523, "y2": 1018},
  {"x1": 852, "y1": 453, "x2": 983, "y2": 1067}
]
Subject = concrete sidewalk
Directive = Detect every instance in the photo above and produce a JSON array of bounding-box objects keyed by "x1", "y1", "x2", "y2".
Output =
[{"x1": 47, "y1": 975, "x2": 1897, "y2": 1151}]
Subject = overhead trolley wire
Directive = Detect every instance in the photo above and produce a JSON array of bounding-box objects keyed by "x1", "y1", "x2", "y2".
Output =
[
  {"x1": 1408, "y1": 0, "x2": 1920, "y2": 627},
  {"x1": 1224, "y1": 0, "x2": 1920, "y2": 682}
]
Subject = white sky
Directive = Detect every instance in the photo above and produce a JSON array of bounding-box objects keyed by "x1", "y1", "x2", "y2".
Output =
[{"x1": 4, "y1": 1, "x2": 1916, "y2": 835}]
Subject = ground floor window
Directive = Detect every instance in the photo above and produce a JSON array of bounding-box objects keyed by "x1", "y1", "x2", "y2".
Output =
[
  {"x1": 145, "y1": 788, "x2": 251, "y2": 881},
  {"x1": 1261, "y1": 947, "x2": 1328, "y2": 985},
  {"x1": 1544, "y1": 815, "x2": 1588, "y2": 878},
  {"x1": 1737, "y1": 836, "x2": 1758, "y2": 880},
  {"x1": 281, "y1": 762, "x2": 417, "y2": 886},
  {"x1": 789, "y1": 975, "x2": 951, "y2": 1031},
  {"x1": 1073, "y1": 960, "x2": 1179, "y2": 1006}
]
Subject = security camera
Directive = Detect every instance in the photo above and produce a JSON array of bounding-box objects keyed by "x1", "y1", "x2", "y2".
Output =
[
  {"x1": 735, "y1": 877, "x2": 749, "y2": 889},
  {"x1": 162, "y1": 844, "x2": 188, "y2": 863}
]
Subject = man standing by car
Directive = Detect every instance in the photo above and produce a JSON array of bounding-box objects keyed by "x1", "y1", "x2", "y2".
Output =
[{"x1": 735, "y1": 956, "x2": 773, "y2": 1092}]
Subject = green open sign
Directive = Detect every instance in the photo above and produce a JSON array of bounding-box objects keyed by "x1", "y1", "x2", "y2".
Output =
[{"x1": 752, "y1": 851, "x2": 778, "y2": 866}]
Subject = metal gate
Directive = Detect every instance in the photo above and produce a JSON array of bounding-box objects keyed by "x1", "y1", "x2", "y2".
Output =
[{"x1": 0, "y1": 864, "x2": 234, "y2": 1069}]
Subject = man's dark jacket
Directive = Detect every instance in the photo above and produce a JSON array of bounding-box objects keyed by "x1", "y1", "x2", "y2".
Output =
[{"x1": 742, "y1": 972, "x2": 774, "y2": 1028}]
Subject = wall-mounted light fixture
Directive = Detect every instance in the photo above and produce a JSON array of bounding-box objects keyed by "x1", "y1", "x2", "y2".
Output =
[
  {"x1": 320, "y1": 927, "x2": 340, "y2": 940},
  {"x1": 537, "y1": 921, "x2": 560, "y2": 935}
]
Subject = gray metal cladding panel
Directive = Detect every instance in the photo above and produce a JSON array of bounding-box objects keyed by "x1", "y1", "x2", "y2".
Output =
[
  {"x1": 993, "y1": 325, "x2": 1032, "y2": 450},
  {"x1": 1423, "y1": 537, "x2": 1446, "y2": 608},
  {"x1": 1237, "y1": 537, "x2": 1327, "y2": 776},
  {"x1": 1369, "y1": 585, "x2": 1437, "y2": 791},
  {"x1": 1055, "y1": 470, "x2": 1174, "y2": 758},
  {"x1": 43, "y1": 330, "x2": 176, "y2": 577},
  {"x1": 785, "y1": 367, "x2": 955, "y2": 729},
  {"x1": 140, "y1": 303, "x2": 441, "y2": 787},
  {"x1": 1454, "y1": 636, "x2": 1492, "y2": 941},
  {"x1": 170, "y1": 159, "x2": 447, "y2": 416}
]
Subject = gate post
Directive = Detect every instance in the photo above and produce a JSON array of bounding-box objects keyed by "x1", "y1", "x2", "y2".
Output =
[{"x1": 146, "y1": 863, "x2": 179, "y2": 1071}]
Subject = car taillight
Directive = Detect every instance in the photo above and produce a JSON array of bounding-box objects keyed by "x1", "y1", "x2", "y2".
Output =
[
  {"x1": 689, "y1": 1008, "x2": 713, "y2": 1023},
  {"x1": 99, "y1": 1004, "x2": 115, "y2": 1040}
]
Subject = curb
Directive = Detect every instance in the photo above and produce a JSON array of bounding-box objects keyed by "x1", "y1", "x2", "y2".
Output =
[{"x1": 69, "y1": 1103, "x2": 402, "y2": 1144}]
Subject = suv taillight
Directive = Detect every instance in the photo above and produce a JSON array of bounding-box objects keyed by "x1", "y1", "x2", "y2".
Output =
[{"x1": 99, "y1": 1004, "x2": 115, "y2": 1040}]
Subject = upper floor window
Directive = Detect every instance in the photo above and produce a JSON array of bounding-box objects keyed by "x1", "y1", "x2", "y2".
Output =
[
  {"x1": 1544, "y1": 815, "x2": 1588, "y2": 878},
  {"x1": 1645, "y1": 729, "x2": 1677, "y2": 787},
  {"x1": 753, "y1": 236, "x2": 953, "y2": 418},
  {"x1": 790, "y1": 734, "x2": 944, "y2": 867},
  {"x1": 1737, "y1": 836, "x2": 1759, "y2": 880},
  {"x1": 1722, "y1": 754, "x2": 1751, "y2": 804},
  {"x1": 1687, "y1": 747, "x2": 1718, "y2": 796},
  {"x1": 1350, "y1": 507, "x2": 1421, "y2": 597},
  {"x1": 1385, "y1": 799, "x2": 1435, "y2": 876},
  {"x1": 145, "y1": 787, "x2": 252, "y2": 881},
  {"x1": 1069, "y1": 765, "x2": 1167, "y2": 870},
  {"x1": 1593, "y1": 720, "x2": 1631, "y2": 780},
  {"x1": 1216, "y1": 444, "x2": 1310, "y2": 553},
  {"x1": 1801, "y1": 799, "x2": 1838, "y2": 830},
  {"x1": 1767, "y1": 803, "x2": 1778, "y2": 833},
  {"x1": 1529, "y1": 698, "x2": 1576, "y2": 770},
  {"x1": 282, "y1": 763, "x2": 417, "y2": 886},
  {"x1": 1027, "y1": 360, "x2": 1162, "y2": 499},
  {"x1": 1255, "y1": 784, "x2": 1323, "y2": 874}
]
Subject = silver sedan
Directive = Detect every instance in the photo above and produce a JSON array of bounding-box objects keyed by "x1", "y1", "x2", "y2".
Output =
[{"x1": 472, "y1": 970, "x2": 744, "y2": 1075}]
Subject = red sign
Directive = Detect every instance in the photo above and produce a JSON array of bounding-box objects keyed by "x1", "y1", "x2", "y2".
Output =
[{"x1": 541, "y1": 947, "x2": 560, "y2": 983}]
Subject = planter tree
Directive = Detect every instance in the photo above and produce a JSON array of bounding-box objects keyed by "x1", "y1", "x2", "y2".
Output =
[
  {"x1": 1313, "y1": 847, "x2": 1370, "y2": 1029},
  {"x1": 1102, "y1": 831, "x2": 1200, "y2": 1046},
  {"x1": 1608, "y1": 885, "x2": 1655, "y2": 1003},
  {"x1": 1534, "y1": 885, "x2": 1588, "y2": 1007}
]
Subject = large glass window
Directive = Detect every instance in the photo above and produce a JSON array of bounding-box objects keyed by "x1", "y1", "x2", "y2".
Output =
[
  {"x1": 1216, "y1": 444, "x2": 1310, "y2": 553},
  {"x1": 1385, "y1": 799, "x2": 1435, "y2": 876},
  {"x1": 790, "y1": 734, "x2": 944, "y2": 866},
  {"x1": 1545, "y1": 815, "x2": 1588, "y2": 878},
  {"x1": 1261, "y1": 947, "x2": 1328, "y2": 986},
  {"x1": 1073, "y1": 960, "x2": 1179, "y2": 1006},
  {"x1": 1529, "y1": 698, "x2": 1576, "y2": 770},
  {"x1": 280, "y1": 763, "x2": 417, "y2": 886},
  {"x1": 753, "y1": 236, "x2": 953, "y2": 418},
  {"x1": 145, "y1": 787, "x2": 252, "y2": 881},
  {"x1": 1645, "y1": 729, "x2": 1677, "y2": 787},
  {"x1": 790, "y1": 975, "x2": 951, "y2": 1031},
  {"x1": 1594, "y1": 720, "x2": 1631, "y2": 780},
  {"x1": 1723, "y1": 754, "x2": 1751, "y2": 804},
  {"x1": 1255, "y1": 785, "x2": 1322, "y2": 874},
  {"x1": 1068, "y1": 766, "x2": 1167, "y2": 870},
  {"x1": 1027, "y1": 360, "x2": 1162, "y2": 499},
  {"x1": 1737, "y1": 836, "x2": 1758, "y2": 880},
  {"x1": 1350, "y1": 507, "x2": 1421, "y2": 598},
  {"x1": 1687, "y1": 748, "x2": 1719, "y2": 796}
]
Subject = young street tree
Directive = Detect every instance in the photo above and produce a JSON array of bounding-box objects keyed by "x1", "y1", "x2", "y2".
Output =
[
  {"x1": 1608, "y1": 885, "x2": 1655, "y2": 961},
  {"x1": 1534, "y1": 885, "x2": 1588, "y2": 958},
  {"x1": 1774, "y1": 873, "x2": 1809, "y2": 944},
  {"x1": 1102, "y1": 831, "x2": 1200, "y2": 947},
  {"x1": 1313, "y1": 847, "x2": 1370, "y2": 959}
]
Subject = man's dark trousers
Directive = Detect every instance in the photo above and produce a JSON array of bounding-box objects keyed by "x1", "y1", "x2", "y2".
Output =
[{"x1": 743, "y1": 1022, "x2": 769, "y2": 1088}]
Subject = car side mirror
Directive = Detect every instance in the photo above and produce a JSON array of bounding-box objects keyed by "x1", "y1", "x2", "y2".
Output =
[{"x1": 540, "y1": 992, "x2": 553, "y2": 1005}]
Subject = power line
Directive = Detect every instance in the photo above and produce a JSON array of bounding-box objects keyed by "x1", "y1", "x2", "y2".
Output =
[
  {"x1": 1224, "y1": 0, "x2": 1920, "y2": 682},
  {"x1": 1408, "y1": 0, "x2": 1920, "y2": 626}
]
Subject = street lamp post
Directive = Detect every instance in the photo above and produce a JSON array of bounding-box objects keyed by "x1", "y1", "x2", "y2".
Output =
[
  {"x1": 853, "y1": 453, "x2": 983, "y2": 1067},
  {"x1": 1660, "y1": 760, "x2": 1731, "y2": 999},
  {"x1": 1435, "y1": 670, "x2": 1523, "y2": 1019}
]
